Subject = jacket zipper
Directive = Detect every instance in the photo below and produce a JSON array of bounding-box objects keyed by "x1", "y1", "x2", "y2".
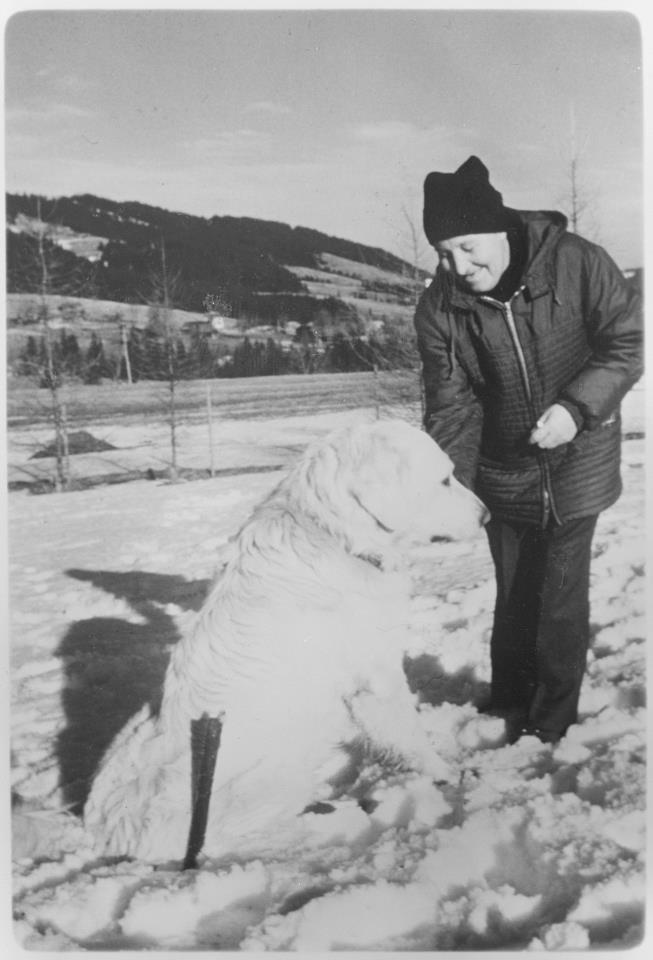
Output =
[{"x1": 482, "y1": 295, "x2": 561, "y2": 526}]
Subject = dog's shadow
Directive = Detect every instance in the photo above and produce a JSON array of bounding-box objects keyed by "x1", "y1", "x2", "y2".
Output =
[
  {"x1": 55, "y1": 569, "x2": 211, "y2": 814},
  {"x1": 404, "y1": 652, "x2": 489, "y2": 709},
  {"x1": 53, "y1": 569, "x2": 487, "y2": 817}
]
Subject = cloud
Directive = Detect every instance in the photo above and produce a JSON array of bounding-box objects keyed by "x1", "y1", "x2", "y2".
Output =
[
  {"x1": 350, "y1": 121, "x2": 422, "y2": 142},
  {"x1": 6, "y1": 101, "x2": 95, "y2": 128},
  {"x1": 9, "y1": 62, "x2": 92, "y2": 98},
  {"x1": 243, "y1": 100, "x2": 292, "y2": 116},
  {"x1": 182, "y1": 129, "x2": 272, "y2": 162},
  {"x1": 345, "y1": 120, "x2": 471, "y2": 175},
  {"x1": 56, "y1": 73, "x2": 90, "y2": 93}
]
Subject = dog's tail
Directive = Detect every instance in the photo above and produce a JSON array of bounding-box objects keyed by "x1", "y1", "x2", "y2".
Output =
[{"x1": 182, "y1": 713, "x2": 224, "y2": 869}]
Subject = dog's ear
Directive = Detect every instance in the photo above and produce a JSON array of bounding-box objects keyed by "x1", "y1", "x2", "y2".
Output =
[
  {"x1": 346, "y1": 434, "x2": 407, "y2": 534},
  {"x1": 349, "y1": 481, "x2": 399, "y2": 533}
]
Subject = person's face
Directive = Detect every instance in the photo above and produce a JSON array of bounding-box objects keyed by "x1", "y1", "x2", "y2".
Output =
[{"x1": 435, "y1": 232, "x2": 510, "y2": 293}]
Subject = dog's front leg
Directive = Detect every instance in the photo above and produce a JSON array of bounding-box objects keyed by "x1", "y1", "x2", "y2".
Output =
[{"x1": 346, "y1": 684, "x2": 453, "y2": 784}]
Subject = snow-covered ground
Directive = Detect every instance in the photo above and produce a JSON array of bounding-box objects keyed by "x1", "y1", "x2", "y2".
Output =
[{"x1": 5, "y1": 383, "x2": 649, "y2": 953}]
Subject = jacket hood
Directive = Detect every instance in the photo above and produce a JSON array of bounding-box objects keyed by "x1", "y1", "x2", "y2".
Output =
[{"x1": 518, "y1": 209, "x2": 568, "y2": 299}]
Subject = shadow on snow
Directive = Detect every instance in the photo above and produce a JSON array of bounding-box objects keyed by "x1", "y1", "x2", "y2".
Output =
[
  {"x1": 54, "y1": 568, "x2": 211, "y2": 814},
  {"x1": 53, "y1": 569, "x2": 492, "y2": 816}
]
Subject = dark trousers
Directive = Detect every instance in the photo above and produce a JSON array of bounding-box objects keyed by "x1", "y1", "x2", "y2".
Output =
[{"x1": 485, "y1": 514, "x2": 598, "y2": 737}]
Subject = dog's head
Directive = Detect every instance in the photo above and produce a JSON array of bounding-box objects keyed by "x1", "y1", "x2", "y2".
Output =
[{"x1": 288, "y1": 419, "x2": 489, "y2": 560}]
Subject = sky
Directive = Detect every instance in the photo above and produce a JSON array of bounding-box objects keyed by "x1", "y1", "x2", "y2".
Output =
[{"x1": 3, "y1": 4, "x2": 647, "y2": 269}]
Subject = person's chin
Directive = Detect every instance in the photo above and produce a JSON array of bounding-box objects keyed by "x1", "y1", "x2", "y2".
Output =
[{"x1": 464, "y1": 277, "x2": 493, "y2": 294}]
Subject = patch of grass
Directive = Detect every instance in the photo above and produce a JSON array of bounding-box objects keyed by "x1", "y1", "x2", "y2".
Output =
[
  {"x1": 10, "y1": 463, "x2": 285, "y2": 495},
  {"x1": 7, "y1": 370, "x2": 422, "y2": 428}
]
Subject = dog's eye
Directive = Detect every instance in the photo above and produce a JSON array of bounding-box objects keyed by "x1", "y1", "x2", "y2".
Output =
[{"x1": 442, "y1": 476, "x2": 452, "y2": 487}]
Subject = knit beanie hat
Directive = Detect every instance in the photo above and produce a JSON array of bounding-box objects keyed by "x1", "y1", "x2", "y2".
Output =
[{"x1": 423, "y1": 156, "x2": 515, "y2": 245}]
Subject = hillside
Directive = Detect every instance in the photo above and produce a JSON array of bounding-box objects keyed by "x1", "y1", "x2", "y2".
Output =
[{"x1": 6, "y1": 193, "x2": 426, "y2": 325}]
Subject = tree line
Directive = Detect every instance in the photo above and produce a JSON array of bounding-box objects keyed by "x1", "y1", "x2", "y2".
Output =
[{"x1": 15, "y1": 317, "x2": 418, "y2": 387}]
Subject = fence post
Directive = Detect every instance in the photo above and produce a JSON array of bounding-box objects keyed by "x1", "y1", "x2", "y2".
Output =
[
  {"x1": 206, "y1": 381, "x2": 215, "y2": 478},
  {"x1": 62, "y1": 400, "x2": 70, "y2": 486}
]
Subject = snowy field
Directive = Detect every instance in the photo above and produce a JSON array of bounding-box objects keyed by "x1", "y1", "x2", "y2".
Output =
[{"x1": 4, "y1": 381, "x2": 649, "y2": 954}]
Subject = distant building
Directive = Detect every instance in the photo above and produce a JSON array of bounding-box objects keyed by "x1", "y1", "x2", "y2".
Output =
[
  {"x1": 245, "y1": 324, "x2": 276, "y2": 337},
  {"x1": 182, "y1": 319, "x2": 212, "y2": 336},
  {"x1": 365, "y1": 319, "x2": 385, "y2": 334},
  {"x1": 623, "y1": 268, "x2": 643, "y2": 298},
  {"x1": 182, "y1": 314, "x2": 240, "y2": 337},
  {"x1": 208, "y1": 313, "x2": 240, "y2": 333}
]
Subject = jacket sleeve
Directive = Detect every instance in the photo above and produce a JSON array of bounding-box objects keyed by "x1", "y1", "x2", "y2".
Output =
[
  {"x1": 557, "y1": 243, "x2": 643, "y2": 429},
  {"x1": 414, "y1": 293, "x2": 484, "y2": 489}
]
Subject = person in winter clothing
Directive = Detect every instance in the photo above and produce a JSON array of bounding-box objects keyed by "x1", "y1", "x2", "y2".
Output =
[{"x1": 414, "y1": 155, "x2": 643, "y2": 744}]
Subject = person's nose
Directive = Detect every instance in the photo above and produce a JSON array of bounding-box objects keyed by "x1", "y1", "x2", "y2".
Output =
[{"x1": 451, "y1": 250, "x2": 471, "y2": 276}]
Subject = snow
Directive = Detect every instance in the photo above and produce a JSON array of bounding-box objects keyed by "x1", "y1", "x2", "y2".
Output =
[{"x1": 5, "y1": 382, "x2": 649, "y2": 955}]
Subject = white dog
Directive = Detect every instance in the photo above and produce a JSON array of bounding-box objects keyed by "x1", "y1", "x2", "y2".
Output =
[{"x1": 84, "y1": 419, "x2": 488, "y2": 864}]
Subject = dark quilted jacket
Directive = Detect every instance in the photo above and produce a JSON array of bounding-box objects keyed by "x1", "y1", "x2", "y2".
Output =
[{"x1": 414, "y1": 210, "x2": 643, "y2": 525}]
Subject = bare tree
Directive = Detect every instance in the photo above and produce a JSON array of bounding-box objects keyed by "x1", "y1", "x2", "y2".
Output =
[
  {"x1": 399, "y1": 205, "x2": 431, "y2": 304},
  {"x1": 144, "y1": 236, "x2": 190, "y2": 481},
  {"x1": 561, "y1": 104, "x2": 601, "y2": 242},
  {"x1": 26, "y1": 201, "x2": 72, "y2": 490},
  {"x1": 117, "y1": 315, "x2": 133, "y2": 384}
]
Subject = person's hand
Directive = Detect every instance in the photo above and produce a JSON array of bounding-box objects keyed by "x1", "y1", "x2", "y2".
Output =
[{"x1": 529, "y1": 404, "x2": 578, "y2": 449}]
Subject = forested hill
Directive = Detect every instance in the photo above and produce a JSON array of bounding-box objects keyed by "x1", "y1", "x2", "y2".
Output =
[{"x1": 6, "y1": 192, "x2": 419, "y2": 318}]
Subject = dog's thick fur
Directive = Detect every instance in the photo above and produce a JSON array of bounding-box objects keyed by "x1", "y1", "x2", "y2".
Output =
[{"x1": 84, "y1": 419, "x2": 488, "y2": 862}]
